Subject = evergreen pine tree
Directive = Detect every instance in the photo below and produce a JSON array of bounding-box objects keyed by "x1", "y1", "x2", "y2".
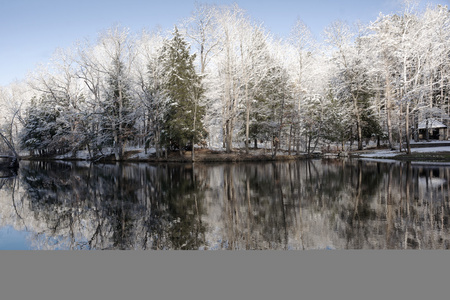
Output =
[{"x1": 160, "y1": 27, "x2": 206, "y2": 158}]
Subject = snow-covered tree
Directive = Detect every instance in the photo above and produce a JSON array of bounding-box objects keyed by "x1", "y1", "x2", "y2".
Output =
[
  {"x1": 214, "y1": 5, "x2": 247, "y2": 153},
  {"x1": 97, "y1": 27, "x2": 137, "y2": 160},
  {"x1": 4, "y1": 2, "x2": 448, "y2": 158},
  {"x1": 325, "y1": 21, "x2": 377, "y2": 150},
  {"x1": 134, "y1": 30, "x2": 167, "y2": 157},
  {"x1": 160, "y1": 27, "x2": 206, "y2": 158},
  {"x1": 20, "y1": 95, "x2": 71, "y2": 155}
]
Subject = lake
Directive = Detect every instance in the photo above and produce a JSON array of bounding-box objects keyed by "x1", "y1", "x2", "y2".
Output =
[{"x1": 0, "y1": 159, "x2": 449, "y2": 250}]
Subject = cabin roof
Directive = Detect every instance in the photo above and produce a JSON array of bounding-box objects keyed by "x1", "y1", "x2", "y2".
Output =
[{"x1": 418, "y1": 119, "x2": 447, "y2": 129}]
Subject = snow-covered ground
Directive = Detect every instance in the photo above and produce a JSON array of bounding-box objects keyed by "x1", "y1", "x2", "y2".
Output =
[
  {"x1": 54, "y1": 150, "x2": 92, "y2": 160},
  {"x1": 359, "y1": 146, "x2": 450, "y2": 158},
  {"x1": 359, "y1": 151, "x2": 400, "y2": 158},
  {"x1": 410, "y1": 146, "x2": 450, "y2": 153},
  {"x1": 128, "y1": 148, "x2": 156, "y2": 159},
  {"x1": 359, "y1": 147, "x2": 449, "y2": 158}
]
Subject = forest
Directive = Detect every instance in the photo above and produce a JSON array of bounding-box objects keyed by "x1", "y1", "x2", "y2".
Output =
[{"x1": 0, "y1": 2, "x2": 449, "y2": 160}]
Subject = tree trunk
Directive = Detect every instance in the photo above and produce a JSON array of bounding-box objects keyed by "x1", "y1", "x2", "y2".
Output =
[
  {"x1": 245, "y1": 96, "x2": 250, "y2": 154},
  {"x1": 113, "y1": 128, "x2": 120, "y2": 161},
  {"x1": 222, "y1": 125, "x2": 226, "y2": 149},
  {"x1": 155, "y1": 128, "x2": 161, "y2": 158},
  {"x1": 307, "y1": 134, "x2": 312, "y2": 155},
  {"x1": 192, "y1": 88, "x2": 198, "y2": 162},
  {"x1": 386, "y1": 67, "x2": 394, "y2": 149},
  {"x1": 288, "y1": 123, "x2": 293, "y2": 156},
  {"x1": 413, "y1": 113, "x2": 419, "y2": 142},
  {"x1": 224, "y1": 30, "x2": 233, "y2": 154},
  {"x1": 191, "y1": 139, "x2": 195, "y2": 162},
  {"x1": 405, "y1": 102, "x2": 411, "y2": 154},
  {"x1": 226, "y1": 120, "x2": 233, "y2": 153},
  {"x1": 398, "y1": 102, "x2": 403, "y2": 152},
  {"x1": 272, "y1": 136, "x2": 279, "y2": 158},
  {"x1": 243, "y1": 53, "x2": 250, "y2": 154},
  {"x1": 352, "y1": 94, "x2": 363, "y2": 150},
  {"x1": 357, "y1": 120, "x2": 363, "y2": 150},
  {"x1": 118, "y1": 81, "x2": 124, "y2": 160}
]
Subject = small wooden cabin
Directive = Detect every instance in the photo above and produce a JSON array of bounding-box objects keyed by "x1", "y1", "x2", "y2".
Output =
[{"x1": 417, "y1": 119, "x2": 448, "y2": 140}]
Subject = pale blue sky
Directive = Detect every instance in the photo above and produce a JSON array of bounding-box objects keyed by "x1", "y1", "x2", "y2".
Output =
[{"x1": 0, "y1": 0, "x2": 448, "y2": 86}]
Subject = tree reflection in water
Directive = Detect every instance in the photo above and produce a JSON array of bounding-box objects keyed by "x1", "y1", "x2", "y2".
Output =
[{"x1": 0, "y1": 160, "x2": 448, "y2": 250}]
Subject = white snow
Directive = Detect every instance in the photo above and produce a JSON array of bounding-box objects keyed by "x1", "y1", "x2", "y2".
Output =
[
  {"x1": 360, "y1": 141, "x2": 450, "y2": 158},
  {"x1": 418, "y1": 177, "x2": 448, "y2": 188},
  {"x1": 359, "y1": 145, "x2": 450, "y2": 158},
  {"x1": 410, "y1": 146, "x2": 450, "y2": 153},
  {"x1": 359, "y1": 151, "x2": 400, "y2": 158},
  {"x1": 128, "y1": 148, "x2": 156, "y2": 159},
  {"x1": 359, "y1": 158, "x2": 403, "y2": 164},
  {"x1": 54, "y1": 150, "x2": 91, "y2": 160}
]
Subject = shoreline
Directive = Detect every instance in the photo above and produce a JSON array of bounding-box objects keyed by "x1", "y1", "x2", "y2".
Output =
[
  {"x1": 13, "y1": 147, "x2": 450, "y2": 164},
  {"x1": 10, "y1": 141, "x2": 450, "y2": 164},
  {"x1": 19, "y1": 152, "x2": 320, "y2": 163}
]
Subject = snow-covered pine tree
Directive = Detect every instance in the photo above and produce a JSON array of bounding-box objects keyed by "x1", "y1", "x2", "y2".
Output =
[{"x1": 160, "y1": 27, "x2": 206, "y2": 158}]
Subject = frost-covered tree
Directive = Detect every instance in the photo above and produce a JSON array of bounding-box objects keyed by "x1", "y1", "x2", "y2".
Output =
[
  {"x1": 248, "y1": 63, "x2": 292, "y2": 155},
  {"x1": 20, "y1": 96, "x2": 71, "y2": 155},
  {"x1": 26, "y1": 48, "x2": 86, "y2": 157},
  {"x1": 369, "y1": 14, "x2": 400, "y2": 149},
  {"x1": 98, "y1": 27, "x2": 137, "y2": 160},
  {"x1": 183, "y1": 3, "x2": 221, "y2": 75},
  {"x1": 134, "y1": 30, "x2": 167, "y2": 157},
  {"x1": 209, "y1": 5, "x2": 275, "y2": 153},
  {"x1": 325, "y1": 21, "x2": 376, "y2": 150},
  {"x1": 214, "y1": 5, "x2": 246, "y2": 153},
  {"x1": 102, "y1": 58, "x2": 136, "y2": 159},
  {"x1": 239, "y1": 25, "x2": 272, "y2": 153},
  {"x1": 289, "y1": 19, "x2": 317, "y2": 112},
  {"x1": 320, "y1": 89, "x2": 353, "y2": 151},
  {"x1": 287, "y1": 19, "x2": 329, "y2": 153},
  {"x1": 0, "y1": 83, "x2": 30, "y2": 158},
  {"x1": 369, "y1": 3, "x2": 450, "y2": 151}
]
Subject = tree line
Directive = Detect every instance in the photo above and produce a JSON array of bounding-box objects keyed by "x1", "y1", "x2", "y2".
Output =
[{"x1": 0, "y1": 2, "x2": 449, "y2": 159}]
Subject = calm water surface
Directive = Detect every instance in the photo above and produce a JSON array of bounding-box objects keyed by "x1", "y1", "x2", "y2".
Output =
[{"x1": 0, "y1": 159, "x2": 449, "y2": 250}]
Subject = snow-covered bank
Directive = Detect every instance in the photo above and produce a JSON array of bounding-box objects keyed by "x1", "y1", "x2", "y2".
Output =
[
  {"x1": 358, "y1": 146, "x2": 450, "y2": 158},
  {"x1": 410, "y1": 146, "x2": 450, "y2": 153},
  {"x1": 358, "y1": 150, "x2": 400, "y2": 158},
  {"x1": 356, "y1": 143, "x2": 450, "y2": 164}
]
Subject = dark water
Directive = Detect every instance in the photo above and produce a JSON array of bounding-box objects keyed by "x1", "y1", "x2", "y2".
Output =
[{"x1": 0, "y1": 159, "x2": 449, "y2": 250}]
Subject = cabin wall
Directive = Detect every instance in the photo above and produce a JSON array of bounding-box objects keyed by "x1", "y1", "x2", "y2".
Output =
[{"x1": 418, "y1": 128, "x2": 448, "y2": 140}]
